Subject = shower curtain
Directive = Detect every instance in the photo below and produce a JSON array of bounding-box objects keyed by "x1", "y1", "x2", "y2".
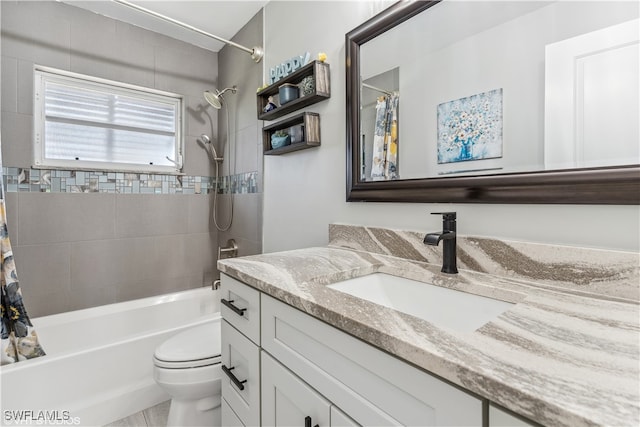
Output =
[
  {"x1": 0, "y1": 157, "x2": 46, "y2": 364},
  {"x1": 370, "y1": 94, "x2": 399, "y2": 180}
]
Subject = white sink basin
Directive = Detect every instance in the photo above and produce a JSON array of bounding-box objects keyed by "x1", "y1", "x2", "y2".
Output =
[{"x1": 328, "y1": 273, "x2": 514, "y2": 333}]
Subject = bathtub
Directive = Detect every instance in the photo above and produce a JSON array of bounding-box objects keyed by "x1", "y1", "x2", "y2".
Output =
[{"x1": 0, "y1": 287, "x2": 220, "y2": 427}]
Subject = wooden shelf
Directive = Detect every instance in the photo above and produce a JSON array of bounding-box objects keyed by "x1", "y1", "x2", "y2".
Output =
[
  {"x1": 257, "y1": 60, "x2": 330, "y2": 121},
  {"x1": 263, "y1": 112, "x2": 320, "y2": 155}
]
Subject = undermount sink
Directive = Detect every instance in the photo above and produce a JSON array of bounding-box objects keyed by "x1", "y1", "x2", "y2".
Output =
[{"x1": 327, "y1": 273, "x2": 514, "y2": 333}]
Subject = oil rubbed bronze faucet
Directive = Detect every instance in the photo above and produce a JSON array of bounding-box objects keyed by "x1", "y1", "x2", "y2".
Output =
[{"x1": 424, "y1": 212, "x2": 458, "y2": 274}]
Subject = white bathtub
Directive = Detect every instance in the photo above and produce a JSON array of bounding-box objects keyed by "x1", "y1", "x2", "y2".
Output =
[{"x1": 0, "y1": 287, "x2": 220, "y2": 427}]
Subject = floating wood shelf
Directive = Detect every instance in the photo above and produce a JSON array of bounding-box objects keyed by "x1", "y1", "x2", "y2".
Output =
[
  {"x1": 263, "y1": 112, "x2": 320, "y2": 155},
  {"x1": 257, "y1": 60, "x2": 330, "y2": 121}
]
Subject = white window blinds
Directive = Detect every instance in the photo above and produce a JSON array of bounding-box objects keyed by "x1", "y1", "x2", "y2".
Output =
[{"x1": 34, "y1": 68, "x2": 183, "y2": 173}]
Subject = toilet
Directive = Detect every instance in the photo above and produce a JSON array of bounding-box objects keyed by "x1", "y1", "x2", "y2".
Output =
[{"x1": 153, "y1": 318, "x2": 223, "y2": 427}]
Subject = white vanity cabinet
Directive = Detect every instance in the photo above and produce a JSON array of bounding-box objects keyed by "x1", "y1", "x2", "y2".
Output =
[
  {"x1": 220, "y1": 274, "x2": 484, "y2": 427},
  {"x1": 261, "y1": 294, "x2": 482, "y2": 426}
]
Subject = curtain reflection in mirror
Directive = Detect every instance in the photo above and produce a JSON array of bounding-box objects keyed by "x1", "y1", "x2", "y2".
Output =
[
  {"x1": 371, "y1": 93, "x2": 399, "y2": 180},
  {"x1": 361, "y1": 68, "x2": 400, "y2": 181}
]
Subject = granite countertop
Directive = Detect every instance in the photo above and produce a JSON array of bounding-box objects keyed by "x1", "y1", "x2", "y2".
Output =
[{"x1": 217, "y1": 242, "x2": 639, "y2": 426}]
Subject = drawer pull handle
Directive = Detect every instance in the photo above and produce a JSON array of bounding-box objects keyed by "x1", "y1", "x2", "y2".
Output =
[
  {"x1": 304, "y1": 416, "x2": 319, "y2": 427},
  {"x1": 222, "y1": 365, "x2": 247, "y2": 391},
  {"x1": 221, "y1": 299, "x2": 247, "y2": 316}
]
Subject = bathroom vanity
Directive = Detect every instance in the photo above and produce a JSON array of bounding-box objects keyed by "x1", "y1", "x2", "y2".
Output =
[
  {"x1": 218, "y1": 225, "x2": 639, "y2": 427},
  {"x1": 220, "y1": 274, "x2": 491, "y2": 426}
]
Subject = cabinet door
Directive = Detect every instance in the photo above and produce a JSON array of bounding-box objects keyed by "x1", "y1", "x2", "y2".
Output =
[
  {"x1": 262, "y1": 351, "x2": 331, "y2": 427},
  {"x1": 262, "y1": 294, "x2": 482, "y2": 426}
]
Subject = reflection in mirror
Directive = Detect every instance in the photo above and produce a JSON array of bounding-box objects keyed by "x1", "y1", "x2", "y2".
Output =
[
  {"x1": 361, "y1": 68, "x2": 399, "y2": 181},
  {"x1": 357, "y1": 1, "x2": 639, "y2": 181},
  {"x1": 545, "y1": 18, "x2": 639, "y2": 169},
  {"x1": 345, "y1": 0, "x2": 640, "y2": 204}
]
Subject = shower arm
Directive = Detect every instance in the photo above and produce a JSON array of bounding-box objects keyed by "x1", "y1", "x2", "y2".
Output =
[{"x1": 112, "y1": 0, "x2": 264, "y2": 63}]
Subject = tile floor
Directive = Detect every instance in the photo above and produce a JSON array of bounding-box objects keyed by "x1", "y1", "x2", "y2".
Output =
[{"x1": 104, "y1": 401, "x2": 170, "y2": 427}]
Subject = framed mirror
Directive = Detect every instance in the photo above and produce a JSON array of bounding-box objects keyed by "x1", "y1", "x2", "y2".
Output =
[{"x1": 346, "y1": 0, "x2": 640, "y2": 204}]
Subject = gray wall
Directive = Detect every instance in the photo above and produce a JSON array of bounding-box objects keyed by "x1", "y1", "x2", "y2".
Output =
[
  {"x1": 1, "y1": 1, "x2": 220, "y2": 316},
  {"x1": 216, "y1": 10, "x2": 263, "y2": 259},
  {"x1": 261, "y1": 1, "x2": 639, "y2": 253}
]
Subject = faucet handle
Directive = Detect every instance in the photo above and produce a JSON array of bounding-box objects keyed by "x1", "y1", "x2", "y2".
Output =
[{"x1": 431, "y1": 212, "x2": 456, "y2": 220}]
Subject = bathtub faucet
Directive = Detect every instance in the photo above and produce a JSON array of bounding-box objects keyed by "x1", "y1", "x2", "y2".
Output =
[
  {"x1": 424, "y1": 212, "x2": 458, "y2": 274},
  {"x1": 218, "y1": 239, "x2": 238, "y2": 259}
]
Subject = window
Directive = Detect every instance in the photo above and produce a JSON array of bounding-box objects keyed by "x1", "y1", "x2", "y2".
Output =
[{"x1": 34, "y1": 67, "x2": 183, "y2": 173}]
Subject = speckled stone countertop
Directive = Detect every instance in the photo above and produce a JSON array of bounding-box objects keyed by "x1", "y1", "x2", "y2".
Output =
[{"x1": 217, "y1": 226, "x2": 639, "y2": 426}]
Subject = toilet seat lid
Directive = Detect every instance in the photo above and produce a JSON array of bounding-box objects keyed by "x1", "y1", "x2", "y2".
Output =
[{"x1": 155, "y1": 319, "x2": 221, "y2": 363}]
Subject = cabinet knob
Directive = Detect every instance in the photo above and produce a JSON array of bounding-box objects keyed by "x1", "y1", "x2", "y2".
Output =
[
  {"x1": 304, "y1": 416, "x2": 319, "y2": 427},
  {"x1": 221, "y1": 298, "x2": 247, "y2": 316},
  {"x1": 221, "y1": 365, "x2": 247, "y2": 391}
]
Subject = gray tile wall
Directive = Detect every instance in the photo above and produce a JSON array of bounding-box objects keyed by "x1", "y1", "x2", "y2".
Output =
[
  {"x1": 5, "y1": 191, "x2": 218, "y2": 317},
  {"x1": 1, "y1": 0, "x2": 219, "y2": 176},
  {"x1": 0, "y1": 1, "x2": 224, "y2": 316},
  {"x1": 217, "y1": 10, "x2": 264, "y2": 260}
]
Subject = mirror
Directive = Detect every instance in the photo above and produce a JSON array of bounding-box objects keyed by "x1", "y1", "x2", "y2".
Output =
[{"x1": 346, "y1": 0, "x2": 640, "y2": 204}]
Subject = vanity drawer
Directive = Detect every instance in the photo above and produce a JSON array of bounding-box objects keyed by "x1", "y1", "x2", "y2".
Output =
[
  {"x1": 222, "y1": 397, "x2": 245, "y2": 427},
  {"x1": 221, "y1": 320, "x2": 260, "y2": 427},
  {"x1": 221, "y1": 274, "x2": 260, "y2": 345},
  {"x1": 261, "y1": 294, "x2": 482, "y2": 426}
]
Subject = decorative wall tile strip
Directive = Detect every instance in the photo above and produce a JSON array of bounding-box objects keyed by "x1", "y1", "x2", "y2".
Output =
[{"x1": 2, "y1": 168, "x2": 258, "y2": 195}]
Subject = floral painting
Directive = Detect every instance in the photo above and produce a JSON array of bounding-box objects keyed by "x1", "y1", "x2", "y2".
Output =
[{"x1": 437, "y1": 89, "x2": 503, "y2": 164}]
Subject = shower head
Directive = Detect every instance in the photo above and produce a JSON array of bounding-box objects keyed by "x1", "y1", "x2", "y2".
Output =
[
  {"x1": 198, "y1": 134, "x2": 223, "y2": 162},
  {"x1": 203, "y1": 91, "x2": 222, "y2": 109},
  {"x1": 204, "y1": 86, "x2": 238, "y2": 109}
]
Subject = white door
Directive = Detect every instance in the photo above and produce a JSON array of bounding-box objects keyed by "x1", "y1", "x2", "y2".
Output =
[
  {"x1": 544, "y1": 19, "x2": 639, "y2": 169},
  {"x1": 262, "y1": 351, "x2": 331, "y2": 427}
]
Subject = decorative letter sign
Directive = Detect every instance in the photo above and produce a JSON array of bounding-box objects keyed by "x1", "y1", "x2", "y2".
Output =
[{"x1": 269, "y1": 52, "x2": 311, "y2": 84}]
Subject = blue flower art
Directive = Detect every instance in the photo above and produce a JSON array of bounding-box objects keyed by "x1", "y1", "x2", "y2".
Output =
[{"x1": 437, "y1": 89, "x2": 503, "y2": 164}]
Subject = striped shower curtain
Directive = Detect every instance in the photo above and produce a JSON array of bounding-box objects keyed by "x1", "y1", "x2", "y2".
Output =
[
  {"x1": 1, "y1": 161, "x2": 46, "y2": 364},
  {"x1": 370, "y1": 94, "x2": 399, "y2": 180}
]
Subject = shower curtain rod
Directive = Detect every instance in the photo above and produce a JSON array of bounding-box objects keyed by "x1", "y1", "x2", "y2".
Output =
[
  {"x1": 112, "y1": 0, "x2": 264, "y2": 63},
  {"x1": 362, "y1": 82, "x2": 394, "y2": 96}
]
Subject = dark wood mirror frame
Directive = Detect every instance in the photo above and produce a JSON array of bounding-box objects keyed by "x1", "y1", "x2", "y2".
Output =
[{"x1": 345, "y1": 0, "x2": 640, "y2": 204}]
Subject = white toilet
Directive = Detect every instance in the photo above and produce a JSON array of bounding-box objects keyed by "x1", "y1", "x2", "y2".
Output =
[{"x1": 153, "y1": 318, "x2": 223, "y2": 427}]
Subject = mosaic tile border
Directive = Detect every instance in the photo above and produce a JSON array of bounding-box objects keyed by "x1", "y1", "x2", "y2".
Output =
[{"x1": 2, "y1": 167, "x2": 258, "y2": 195}]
